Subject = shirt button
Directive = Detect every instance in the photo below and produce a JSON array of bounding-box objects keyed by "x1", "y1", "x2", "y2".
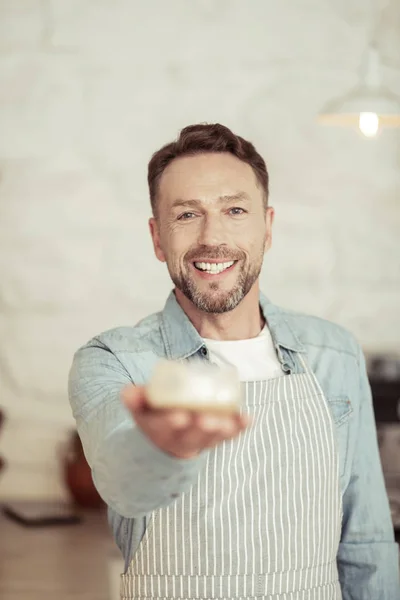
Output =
[{"x1": 201, "y1": 346, "x2": 208, "y2": 356}]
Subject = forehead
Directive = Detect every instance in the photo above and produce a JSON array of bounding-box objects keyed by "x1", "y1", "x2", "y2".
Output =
[{"x1": 157, "y1": 152, "x2": 261, "y2": 206}]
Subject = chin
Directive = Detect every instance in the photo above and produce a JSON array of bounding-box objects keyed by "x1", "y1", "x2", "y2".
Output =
[{"x1": 191, "y1": 290, "x2": 244, "y2": 314}]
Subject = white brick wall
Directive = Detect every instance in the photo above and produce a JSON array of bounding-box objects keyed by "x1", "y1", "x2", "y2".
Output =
[{"x1": 0, "y1": 0, "x2": 399, "y2": 500}]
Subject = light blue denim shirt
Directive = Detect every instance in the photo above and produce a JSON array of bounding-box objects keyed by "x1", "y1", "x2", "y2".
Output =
[{"x1": 68, "y1": 291, "x2": 400, "y2": 598}]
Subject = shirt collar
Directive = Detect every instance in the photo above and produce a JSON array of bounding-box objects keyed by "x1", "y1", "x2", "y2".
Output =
[{"x1": 160, "y1": 289, "x2": 305, "y2": 361}]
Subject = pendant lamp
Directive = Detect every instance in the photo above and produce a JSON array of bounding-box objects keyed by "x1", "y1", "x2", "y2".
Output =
[{"x1": 318, "y1": 4, "x2": 400, "y2": 137}]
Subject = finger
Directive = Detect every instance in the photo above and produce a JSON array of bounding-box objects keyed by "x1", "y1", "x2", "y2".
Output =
[
  {"x1": 220, "y1": 415, "x2": 244, "y2": 437},
  {"x1": 201, "y1": 422, "x2": 242, "y2": 449},
  {"x1": 194, "y1": 412, "x2": 245, "y2": 435},
  {"x1": 190, "y1": 414, "x2": 238, "y2": 448},
  {"x1": 173, "y1": 424, "x2": 210, "y2": 452},
  {"x1": 121, "y1": 385, "x2": 148, "y2": 412},
  {"x1": 238, "y1": 413, "x2": 252, "y2": 428},
  {"x1": 165, "y1": 410, "x2": 192, "y2": 430},
  {"x1": 134, "y1": 409, "x2": 192, "y2": 439},
  {"x1": 196, "y1": 413, "x2": 225, "y2": 433},
  {"x1": 209, "y1": 413, "x2": 251, "y2": 445}
]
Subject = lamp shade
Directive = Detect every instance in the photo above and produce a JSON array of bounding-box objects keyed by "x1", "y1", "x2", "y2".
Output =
[
  {"x1": 318, "y1": 46, "x2": 400, "y2": 133},
  {"x1": 318, "y1": 87, "x2": 400, "y2": 126}
]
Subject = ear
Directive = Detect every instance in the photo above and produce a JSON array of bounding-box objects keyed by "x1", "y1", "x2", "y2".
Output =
[
  {"x1": 264, "y1": 206, "x2": 275, "y2": 252},
  {"x1": 149, "y1": 217, "x2": 166, "y2": 262}
]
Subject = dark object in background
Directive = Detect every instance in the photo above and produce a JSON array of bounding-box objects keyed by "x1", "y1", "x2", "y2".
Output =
[
  {"x1": 368, "y1": 354, "x2": 400, "y2": 532},
  {"x1": 369, "y1": 355, "x2": 400, "y2": 382},
  {"x1": 1, "y1": 501, "x2": 82, "y2": 527},
  {"x1": 62, "y1": 430, "x2": 104, "y2": 509},
  {"x1": 369, "y1": 354, "x2": 400, "y2": 423},
  {"x1": 0, "y1": 408, "x2": 6, "y2": 474},
  {"x1": 370, "y1": 379, "x2": 400, "y2": 423}
]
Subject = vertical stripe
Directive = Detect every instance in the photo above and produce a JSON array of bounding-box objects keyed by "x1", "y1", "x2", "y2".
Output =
[
  {"x1": 259, "y1": 381, "x2": 272, "y2": 577},
  {"x1": 307, "y1": 362, "x2": 333, "y2": 567},
  {"x1": 299, "y1": 370, "x2": 319, "y2": 572},
  {"x1": 181, "y1": 494, "x2": 185, "y2": 575},
  {"x1": 225, "y1": 433, "x2": 234, "y2": 596},
  {"x1": 312, "y1": 366, "x2": 341, "y2": 562},
  {"x1": 173, "y1": 500, "x2": 178, "y2": 575},
  {"x1": 239, "y1": 386, "x2": 249, "y2": 573},
  {"x1": 172, "y1": 569, "x2": 176, "y2": 597},
  {"x1": 299, "y1": 354, "x2": 338, "y2": 568},
  {"x1": 166, "y1": 506, "x2": 171, "y2": 575},
  {"x1": 291, "y1": 373, "x2": 310, "y2": 591},
  {"x1": 143, "y1": 518, "x2": 148, "y2": 575},
  {"x1": 301, "y1": 358, "x2": 335, "y2": 572},
  {"x1": 197, "y1": 469, "x2": 201, "y2": 580},
  {"x1": 284, "y1": 375, "x2": 298, "y2": 572},
  {"x1": 158, "y1": 509, "x2": 163, "y2": 574},
  {"x1": 302, "y1": 362, "x2": 327, "y2": 570},
  {"x1": 252, "y1": 380, "x2": 264, "y2": 574},
  {"x1": 281, "y1": 376, "x2": 293, "y2": 570},
  {"x1": 274, "y1": 377, "x2": 285, "y2": 585},
  {"x1": 296, "y1": 370, "x2": 315, "y2": 590},
  {"x1": 247, "y1": 384, "x2": 256, "y2": 587},
  {"x1": 204, "y1": 455, "x2": 209, "y2": 575},
  {"x1": 232, "y1": 414, "x2": 242, "y2": 576},
  {"x1": 220, "y1": 438, "x2": 226, "y2": 577},
  {"x1": 269, "y1": 378, "x2": 278, "y2": 594},
  {"x1": 188, "y1": 487, "x2": 193, "y2": 575},
  {"x1": 276, "y1": 378, "x2": 289, "y2": 582},
  {"x1": 212, "y1": 441, "x2": 219, "y2": 575}
]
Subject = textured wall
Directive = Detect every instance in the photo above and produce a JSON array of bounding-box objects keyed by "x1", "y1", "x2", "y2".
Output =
[{"x1": 0, "y1": 0, "x2": 399, "y2": 500}]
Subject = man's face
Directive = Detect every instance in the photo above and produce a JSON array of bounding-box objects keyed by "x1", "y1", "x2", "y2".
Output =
[{"x1": 149, "y1": 152, "x2": 274, "y2": 313}]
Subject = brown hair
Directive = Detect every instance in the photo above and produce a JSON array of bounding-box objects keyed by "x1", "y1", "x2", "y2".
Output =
[{"x1": 148, "y1": 123, "x2": 269, "y2": 215}]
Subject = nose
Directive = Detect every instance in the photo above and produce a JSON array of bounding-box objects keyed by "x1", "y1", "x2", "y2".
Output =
[{"x1": 197, "y1": 213, "x2": 227, "y2": 247}]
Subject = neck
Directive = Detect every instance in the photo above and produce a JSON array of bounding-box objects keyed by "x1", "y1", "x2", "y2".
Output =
[{"x1": 174, "y1": 283, "x2": 265, "y2": 341}]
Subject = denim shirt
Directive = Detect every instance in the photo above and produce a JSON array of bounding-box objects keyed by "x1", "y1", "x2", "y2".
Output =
[{"x1": 68, "y1": 291, "x2": 400, "y2": 598}]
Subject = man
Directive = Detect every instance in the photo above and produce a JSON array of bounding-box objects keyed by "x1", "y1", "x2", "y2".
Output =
[{"x1": 68, "y1": 123, "x2": 399, "y2": 599}]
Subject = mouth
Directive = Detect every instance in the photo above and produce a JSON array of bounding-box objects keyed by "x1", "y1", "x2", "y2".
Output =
[{"x1": 193, "y1": 260, "x2": 237, "y2": 275}]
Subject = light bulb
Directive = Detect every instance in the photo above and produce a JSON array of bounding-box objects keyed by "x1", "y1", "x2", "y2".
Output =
[{"x1": 359, "y1": 112, "x2": 380, "y2": 137}]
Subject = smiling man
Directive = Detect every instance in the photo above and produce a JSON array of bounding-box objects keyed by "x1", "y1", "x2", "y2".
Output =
[{"x1": 68, "y1": 123, "x2": 399, "y2": 599}]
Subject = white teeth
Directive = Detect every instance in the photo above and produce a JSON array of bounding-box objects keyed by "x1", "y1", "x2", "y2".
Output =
[{"x1": 194, "y1": 261, "x2": 235, "y2": 274}]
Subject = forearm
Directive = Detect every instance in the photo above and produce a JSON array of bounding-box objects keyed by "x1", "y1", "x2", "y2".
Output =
[
  {"x1": 69, "y1": 346, "x2": 206, "y2": 519},
  {"x1": 78, "y1": 408, "x2": 206, "y2": 518}
]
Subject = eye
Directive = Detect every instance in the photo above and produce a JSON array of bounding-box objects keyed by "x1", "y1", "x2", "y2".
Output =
[
  {"x1": 229, "y1": 207, "x2": 246, "y2": 216},
  {"x1": 178, "y1": 212, "x2": 197, "y2": 220}
]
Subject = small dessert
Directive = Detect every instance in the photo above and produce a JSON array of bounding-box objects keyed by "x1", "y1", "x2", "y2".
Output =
[{"x1": 146, "y1": 359, "x2": 241, "y2": 413}]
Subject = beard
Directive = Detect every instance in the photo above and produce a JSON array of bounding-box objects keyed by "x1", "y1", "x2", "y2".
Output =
[{"x1": 168, "y1": 245, "x2": 264, "y2": 314}]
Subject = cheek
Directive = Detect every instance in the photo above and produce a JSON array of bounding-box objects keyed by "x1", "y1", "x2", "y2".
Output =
[
  {"x1": 236, "y1": 229, "x2": 266, "y2": 253},
  {"x1": 167, "y1": 225, "x2": 197, "y2": 252},
  {"x1": 162, "y1": 232, "x2": 189, "y2": 265}
]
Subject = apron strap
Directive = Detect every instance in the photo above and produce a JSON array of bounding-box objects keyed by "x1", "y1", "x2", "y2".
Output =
[{"x1": 297, "y1": 353, "x2": 325, "y2": 397}]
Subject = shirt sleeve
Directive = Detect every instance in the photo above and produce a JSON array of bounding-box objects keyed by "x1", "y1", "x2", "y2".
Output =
[
  {"x1": 337, "y1": 344, "x2": 400, "y2": 599},
  {"x1": 68, "y1": 342, "x2": 207, "y2": 519}
]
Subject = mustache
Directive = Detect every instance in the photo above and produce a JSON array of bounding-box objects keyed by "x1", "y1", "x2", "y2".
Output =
[{"x1": 185, "y1": 245, "x2": 245, "y2": 262}]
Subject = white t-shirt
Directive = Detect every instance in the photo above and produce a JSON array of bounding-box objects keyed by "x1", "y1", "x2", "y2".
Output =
[{"x1": 203, "y1": 326, "x2": 284, "y2": 382}]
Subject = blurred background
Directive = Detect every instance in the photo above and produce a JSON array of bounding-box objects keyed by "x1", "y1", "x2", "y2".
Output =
[{"x1": 0, "y1": 0, "x2": 399, "y2": 598}]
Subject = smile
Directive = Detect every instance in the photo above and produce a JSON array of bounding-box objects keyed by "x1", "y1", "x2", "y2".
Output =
[{"x1": 194, "y1": 261, "x2": 236, "y2": 274}]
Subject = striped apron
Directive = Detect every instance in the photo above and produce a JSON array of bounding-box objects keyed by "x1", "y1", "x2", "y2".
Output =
[{"x1": 121, "y1": 356, "x2": 343, "y2": 599}]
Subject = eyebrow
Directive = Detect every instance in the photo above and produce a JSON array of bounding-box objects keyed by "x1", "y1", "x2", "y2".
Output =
[{"x1": 171, "y1": 192, "x2": 250, "y2": 210}]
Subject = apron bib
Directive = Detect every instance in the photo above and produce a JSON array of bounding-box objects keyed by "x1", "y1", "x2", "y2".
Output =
[{"x1": 121, "y1": 356, "x2": 343, "y2": 599}]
